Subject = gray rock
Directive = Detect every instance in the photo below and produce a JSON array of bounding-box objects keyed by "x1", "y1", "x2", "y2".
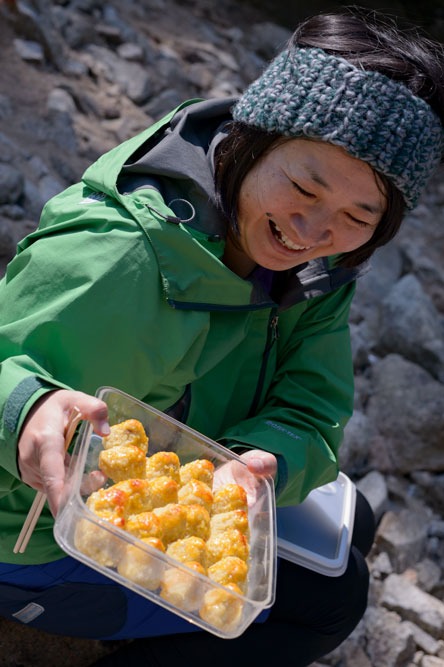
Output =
[
  {"x1": 13, "y1": 38, "x2": 45, "y2": 63},
  {"x1": 382, "y1": 574, "x2": 444, "y2": 638},
  {"x1": 414, "y1": 559, "x2": 443, "y2": 594},
  {"x1": 403, "y1": 621, "x2": 442, "y2": 656},
  {"x1": 363, "y1": 606, "x2": 416, "y2": 666},
  {"x1": 0, "y1": 164, "x2": 24, "y2": 205},
  {"x1": 422, "y1": 657, "x2": 444, "y2": 667},
  {"x1": 246, "y1": 21, "x2": 293, "y2": 59},
  {"x1": 340, "y1": 409, "x2": 374, "y2": 476},
  {"x1": 356, "y1": 470, "x2": 389, "y2": 523},
  {"x1": 366, "y1": 355, "x2": 444, "y2": 473},
  {"x1": 376, "y1": 274, "x2": 444, "y2": 381},
  {"x1": 47, "y1": 88, "x2": 77, "y2": 115},
  {"x1": 117, "y1": 43, "x2": 145, "y2": 62},
  {"x1": 376, "y1": 510, "x2": 429, "y2": 572}
]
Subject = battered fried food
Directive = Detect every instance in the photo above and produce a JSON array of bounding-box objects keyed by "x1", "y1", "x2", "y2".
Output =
[
  {"x1": 125, "y1": 511, "x2": 162, "y2": 540},
  {"x1": 166, "y1": 536, "x2": 208, "y2": 569},
  {"x1": 206, "y1": 528, "x2": 250, "y2": 566},
  {"x1": 145, "y1": 451, "x2": 180, "y2": 483},
  {"x1": 207, "y1": 556, "x2": 248, "y2": 592},
  {"x1": 211, "y1": 483, "x2": 248, "y2": 515},
  {"x1": 117, "y1": 537, "x2": 166, "y2": 590},
  {"x1": 152, "y1": 503, "x2": 189, "y2": 544},
  {"x1": 199, "y1": 583, "x2": 244, "y2": 632},
  {"x1": 178, "y1": 479, "x2": 213, "y2": 513},
  {"x1": 179, "y1": 459, "x2": 214, "y2": 487},
  {"x1": 102, "y1": 419, "x2": 148, "y2": 453},
  {"x1": 78, "y1": 419, "x2": 254, "y2": 632},
  {"x1": 74, "y1": 517, "x2": 124, "y2": 568},
  {"x1": 209, "y1": 509, "x2": 250, "y2": 538},
  {"x1": 182, "y1": 504, "x2": 211, "y2": 541},
  {"x1": 160, "y1": 561, "x2": 206, "y2": 611},
  {"x1": 99, "y1": 444, "x2": 147, "y2": 482}
]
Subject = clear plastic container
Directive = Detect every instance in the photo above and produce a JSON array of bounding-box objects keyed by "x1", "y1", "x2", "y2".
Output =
[
  {"x1": 54, "y1": 387, "x2": 277, "y2": 639},
  {"x1": 276, "y1": 472, "x2": 356, "y2": 577}
]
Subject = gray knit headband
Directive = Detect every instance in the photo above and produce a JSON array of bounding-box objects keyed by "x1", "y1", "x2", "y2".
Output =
[{"x1": 232, "y1": 47, "x2": 444, "y2": 209}]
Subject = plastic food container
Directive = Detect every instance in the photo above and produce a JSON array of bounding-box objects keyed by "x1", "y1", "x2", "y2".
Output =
[
  {"x1": 54, "y1": 387, "x2": 277, "y2": 639},
  {"x1": 276, "y1": 472, "x2": 356, "y2": 577}
]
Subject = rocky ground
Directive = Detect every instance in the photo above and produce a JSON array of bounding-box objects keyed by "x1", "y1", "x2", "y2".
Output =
[{"x1": 1, "y1": 1, "x2": 444, "y2": 666}]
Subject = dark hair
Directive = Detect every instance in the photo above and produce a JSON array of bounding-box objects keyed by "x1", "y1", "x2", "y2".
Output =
[{"x1": 214, "y1": 7, "x2": 444, "y2": 269}]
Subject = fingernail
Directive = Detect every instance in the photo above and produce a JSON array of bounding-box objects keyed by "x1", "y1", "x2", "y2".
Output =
[{"x1": 100, "y1": 421, "x2": 110, "y2": 435}]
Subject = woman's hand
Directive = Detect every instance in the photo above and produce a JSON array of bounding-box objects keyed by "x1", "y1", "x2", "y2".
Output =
[
  {"x1": 17, "y1": 389, "x2": 110, "y2": 516},
  {"x1": 213, "y1": 449, "x2": 277, "y2": 507}
]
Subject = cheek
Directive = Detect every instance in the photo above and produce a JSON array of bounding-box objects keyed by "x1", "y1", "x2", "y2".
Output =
[{"x1": 341, "y1": 228, "x2": 375, "y2": 251}]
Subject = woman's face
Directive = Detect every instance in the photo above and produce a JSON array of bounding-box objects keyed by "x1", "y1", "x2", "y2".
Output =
[{"x1": 225, "y1": 138, "x2": 387, "y2": 277}]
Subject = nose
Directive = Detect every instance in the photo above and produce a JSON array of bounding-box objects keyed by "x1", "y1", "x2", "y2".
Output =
[{"x1": 290, "y1": 210, "x2": 332, "y2": 246}]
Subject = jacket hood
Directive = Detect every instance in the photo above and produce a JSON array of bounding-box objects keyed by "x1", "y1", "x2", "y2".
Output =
[{"x1": 84, "y1": 98, "x2": 233, "y2": 238}]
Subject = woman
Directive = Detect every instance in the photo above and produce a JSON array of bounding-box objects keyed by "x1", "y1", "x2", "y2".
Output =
[{"x1": 0, "y1": 7, "x2": 442, "y2": 666}]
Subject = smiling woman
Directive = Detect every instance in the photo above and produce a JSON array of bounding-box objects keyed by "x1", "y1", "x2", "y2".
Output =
[{"x1": 0, "y1": 5, "x2": 443, "y2": 667}]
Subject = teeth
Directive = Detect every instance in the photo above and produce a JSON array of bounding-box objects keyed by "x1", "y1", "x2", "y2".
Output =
[{"x1": 271, "y1": 220, "x2": 310, "y2": 251}]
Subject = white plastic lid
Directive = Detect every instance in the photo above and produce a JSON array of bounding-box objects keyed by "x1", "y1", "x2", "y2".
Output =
[{"x1": 276, "y1": 472, "x2": 356, "y2": 577}]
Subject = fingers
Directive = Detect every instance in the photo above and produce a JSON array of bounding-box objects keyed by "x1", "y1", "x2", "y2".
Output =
[
  {"x1": 61, "y1": 391, "x2": 110, "y2": 436},
  {"x1": 239, "y1": 449, "x2": 277, "y2": 479},
  {"x1": 18, "y1": 389, "x2": 110, "y2": 516}
]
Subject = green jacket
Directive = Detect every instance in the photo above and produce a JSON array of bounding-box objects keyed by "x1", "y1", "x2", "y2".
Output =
[{"x1": 0, "y1": 99, "x2": 363, "y2": 564}]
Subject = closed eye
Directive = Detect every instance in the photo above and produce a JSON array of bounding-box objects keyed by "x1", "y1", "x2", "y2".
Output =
[
  {"x1": 347, "y1": 214, "x2": 375, "y2": 229},
  {"x1": 293, "y1": 181, "x2": 315, "y2": 197}
]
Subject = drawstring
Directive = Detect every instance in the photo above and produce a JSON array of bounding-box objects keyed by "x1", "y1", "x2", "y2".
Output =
[{"x1": 145, "y1": 198, "x2": 196, "y2": 224}]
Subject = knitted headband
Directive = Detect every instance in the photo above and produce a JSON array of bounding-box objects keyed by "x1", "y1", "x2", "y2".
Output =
[{"x1": 232, "y1": 47, "x2": 444, "y2": 209}]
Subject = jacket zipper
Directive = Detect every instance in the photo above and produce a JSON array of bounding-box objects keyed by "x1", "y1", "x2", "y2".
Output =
[{"x1": 248, "y1": 308, "x2": 279, "y2": 418}]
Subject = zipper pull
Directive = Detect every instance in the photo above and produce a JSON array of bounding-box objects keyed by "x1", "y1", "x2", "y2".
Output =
[{"x1": 270, "y1": 314, "x2": 279, "y2": 342}]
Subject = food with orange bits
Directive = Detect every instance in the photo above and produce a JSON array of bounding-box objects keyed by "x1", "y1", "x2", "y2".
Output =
[
  {"x1": 75, "y1": 418, "x2": 252, "y2": 631},
  {"x1": 102, "y1": 419, "x2": 149, "y2": 453}
]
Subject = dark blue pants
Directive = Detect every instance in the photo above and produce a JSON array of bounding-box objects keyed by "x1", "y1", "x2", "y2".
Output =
[{"x1": 0, "y1": 491, "x2": 374, "y2": 665}]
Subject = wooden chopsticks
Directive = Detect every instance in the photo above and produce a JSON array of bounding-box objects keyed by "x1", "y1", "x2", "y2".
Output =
[{"x1": 13, "y1": 406, "x2": 83, "y2": 554}]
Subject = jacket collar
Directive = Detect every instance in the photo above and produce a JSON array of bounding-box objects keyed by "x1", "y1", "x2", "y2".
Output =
[{"x1": 83, "y1": 98, "x2": 368, "y2": 311}]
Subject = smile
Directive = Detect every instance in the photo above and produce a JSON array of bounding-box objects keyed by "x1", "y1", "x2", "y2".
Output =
[{"x1": 269, "y1": 220, "x2": 311, "y2": 251}]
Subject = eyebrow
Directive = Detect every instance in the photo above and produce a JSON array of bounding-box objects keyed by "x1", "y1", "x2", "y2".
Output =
[{"x1": 304, "y1": 165, "x2": 384, "y2": 216}]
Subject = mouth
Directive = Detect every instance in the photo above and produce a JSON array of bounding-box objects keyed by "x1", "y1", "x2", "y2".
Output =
[{"x1": 269, "y1": 220, "x2": 311, "y2": 251}]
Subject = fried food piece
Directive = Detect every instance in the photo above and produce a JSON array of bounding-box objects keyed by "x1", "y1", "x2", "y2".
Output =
[
  {"x1": 179, "y1": 459, "x2": 214, "y2": 487},
  {"x1": 199, "y1": 583, "x2": 244, "y2": 632},
  {"x1": 207, "y1": 556, "x2": 248, "y2": 592},
  {"x1": 144, "y1": 475, "x2": 179, "y2": 510},
  {"x1": 152, "y1": 503, "x2": 211, "y2": 544},
  {"x1": 126, "y1": 511, "x2": 162, "y2": 540},
  {"x1": 117, "y1": 537, "x2": 166, "y2": 590},
  {"x1": 178, "y1": 479, "x2": 213, "y2": 513},
  {"x1": 160, "y1": 561, "x2": 206, "y2": 611},
  {"x1": 182, "y1": 504, "x2": 211, "y2": 541},
  {"x1": 86, "y1": 476, "x2": 178, "y2": 521},
  {"x1": 86, "y1": 484, "x2": 129, "y2": 525},
  {"x1": 166, "y1": 536, "x2": 208, "y2": 569},
  {"x1": 206, "y1": 529, "x2": 250, "y2": 566},
  {"x1": 74, "y1": 517, "x2": 124, "y2": 568},
  {"x1": 209, "y1": 509, "x2": 250, "y2": 538},
  {"x1": 152, "y1": 504, "x2": 189, "y2": 544},
  {"x1": 102, "y1": 419, "x2": 148, "y2": 453},
  {"x1": 211, "y1": 484, "x2": 248, "y2": 515},
  {"x1": 99, "y1": 444, "x2": 147, "y2": 483},
  {"x1": 145, "y1": 451, "x2": 181, "y2": 483},
  {"x1": 107, "y1": 477, "x2": 179, "y2": 516}
]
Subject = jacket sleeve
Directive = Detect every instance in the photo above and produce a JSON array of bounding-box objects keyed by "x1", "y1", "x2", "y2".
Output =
[
  {"x1": 0, "y1": 188, "x2": 162, "y2": 487},
  {"x1": 220, "y1": 282, "x2": 356, "y2": 506}
]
